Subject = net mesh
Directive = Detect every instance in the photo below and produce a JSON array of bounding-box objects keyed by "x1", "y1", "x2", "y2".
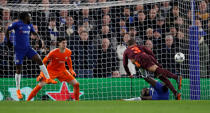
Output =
[{"x1": 0, "y1": 0, "x2": 209, "y2": 101}]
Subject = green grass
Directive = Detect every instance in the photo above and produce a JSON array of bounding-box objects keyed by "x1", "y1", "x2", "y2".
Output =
[{"x1": 0, "y1": 101, "x2": 210, "y2": 113}]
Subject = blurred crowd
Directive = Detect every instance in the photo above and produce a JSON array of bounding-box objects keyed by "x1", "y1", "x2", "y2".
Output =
[{"x1": 0, "y1": 0, "x2": 209, "y2": 78}]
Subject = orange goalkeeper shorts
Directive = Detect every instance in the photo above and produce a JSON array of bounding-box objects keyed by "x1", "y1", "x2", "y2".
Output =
[{"x1": 38, "y1": 70, "x2": 75, "y2": 83}]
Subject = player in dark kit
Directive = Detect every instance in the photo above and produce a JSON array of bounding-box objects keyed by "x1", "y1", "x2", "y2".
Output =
[
  {"x1": 5, "y1": 12, "x2": 57, "y2": 99},
  {"x1": 123, "y1": 76, "x2": 170, "y2": 101},
  {"x1": 123, "y1": 38, "x2": 182, "y2": 100}
]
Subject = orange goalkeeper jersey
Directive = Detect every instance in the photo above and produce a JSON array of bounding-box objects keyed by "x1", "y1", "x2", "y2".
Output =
[{"x1": 43, "y1": 48, "x2": 74, "y2": 72}]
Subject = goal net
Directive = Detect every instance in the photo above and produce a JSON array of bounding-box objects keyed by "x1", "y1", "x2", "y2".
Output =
[{"x1": 0, "y1": 0, "x2": 209, "y2": 101}]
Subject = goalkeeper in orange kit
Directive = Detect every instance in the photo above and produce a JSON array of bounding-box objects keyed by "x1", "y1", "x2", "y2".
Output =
[{"x1": 27, "y1": 38, "x2": 80, "y2": 101}]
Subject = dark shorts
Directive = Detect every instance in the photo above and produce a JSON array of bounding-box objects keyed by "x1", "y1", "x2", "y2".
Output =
[
  {"x1": 14, "y1": 47, "x2": 37, "y2": 65},
  {"x1": 135, "y1": 52, "x2": 161, "y2": 69}
]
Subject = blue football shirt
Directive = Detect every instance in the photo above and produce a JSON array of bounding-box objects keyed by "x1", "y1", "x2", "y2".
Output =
[
  {"x1": 149, "y1": 82, "x2": 169, "y2": 100},
  {"x1": 7, "y1": 20, "x2": 35, "y2": 50}
]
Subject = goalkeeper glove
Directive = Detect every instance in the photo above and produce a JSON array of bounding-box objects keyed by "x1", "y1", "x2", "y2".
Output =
[{"x1": 70, "y1": 70, "x2": 76, "y2": 76}]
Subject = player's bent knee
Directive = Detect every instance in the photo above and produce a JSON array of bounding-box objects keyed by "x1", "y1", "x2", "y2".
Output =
[
  {"x1": 148, "y1": 65, "x2": 158, "y2": 72},
  {"x1": 38, "y1": 81, "x2": 46, "y2": 87},
  {"x1": 73, "y1": 82, "x2": 80, "y2": 88}
]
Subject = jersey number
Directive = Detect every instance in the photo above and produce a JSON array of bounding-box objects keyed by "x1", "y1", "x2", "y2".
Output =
[{"x1": 131, "y1": 47, "x2": 141, "y2": 54}]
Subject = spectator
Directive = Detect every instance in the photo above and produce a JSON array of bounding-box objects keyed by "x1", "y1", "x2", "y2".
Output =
[
  {"x1": 93, "y1": 38, "x2": 119, "y2": 78},
  {"x1": 129, "y1": 27, "x2": 143, "y2": 46},
  {"x1": 32, "y1": 0, "x2": 56, "y2": 39},
  {"x1": 0, "y1": 29, "x2": 14, "y2": 76},
  {"x1": 147, "y1": 8, "x2": 157, "y2": 29},
  {"x1": 160, "y1": 35, "x2": 178, "y2": 74},
  {"x1": 145, "y1": 28, "x2": 154, "y2": 41},
  {"x1": 134, "y1": 11, "x2": 147, "y2": 39},
  {"x1": 134, "y1": 4, "x2": 144, "y2": 16},
  {"x1": 121, "y1": 7, "x2": 134, "y2": 27},
  {"x1": 197, "y1": 1, "x2": 209, "y2": 21},
  {"x1": 100, "y1": 15, "x2": 114, "y2": 32},
  {"x1": 153, "y1": 29, "x2": 162, "y2": 48},
  {"x1": 78, "y1": 8, "x2": 96, "y2": 28},
  {"x1": 145, "y1": 39, "x2": 159, "y2": 60},
  {"x1": 112, "y1": 71, "x2": 121, "y2": 78},
  {"x1": 31, "y1": 25, "x2": 47, "y2": 56},
  {"x1": 116, "y1": 34, "x2": 136, "y2": 76},
  {"x1": 77, "y1": 25, "x2": 85, "y2": 36},
  {"x1": 98, "y1": 25, "x2": 117, "y2": 50},
  {"x1": 169, "y1": 26, "x2": 177, "y2": 38},
  {"x1": 59, "y1": 16, "x2": 76, "y2": 38},
  {"x1": 145, "y1": 39, "x2": 153, "y2": 51},
  {"x1": 1, "y1": 9, "x2": 12, "y2": 27},
  {"x1": 156, "y1": 16, "x2": 166, "y2": 36},
  {"x1": 97, "y1": 6, "x2": 114, "y2": 31},
  {"x1": 70, "y1": 31, "x2": 95, "y2": 78},
  {"x1": 174, "y1": 17, "x2": 184, "y2": 28},
  {"x1": 169, "y1": 5, "x2": 179, "y2": 25},
  {"x1": 59, "y1": 10, "x2": 68, "y2": 27},
  {"x1": 199, "y1": 36, "x2": 209, "y2": 78},
  {"x1": 160, "y1": 1, "x2": 171, "y2": 22},
  {"x1": 116, "y1": 19, "x2": 128, "y2": 41},
  {"x1": 0, "y1": 0, "x2": 7, "y2": 6},
  {"x1": 153, "y1": 3, "x2": 160, "y2": 13},
  {"x1": 47, "y1": 18, "x2": 59, "y2": 51}
]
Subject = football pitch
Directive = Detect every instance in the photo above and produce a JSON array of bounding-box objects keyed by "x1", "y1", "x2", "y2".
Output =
[{"x1": 0, "y1": 100, "x2": 210, "y2": 113}]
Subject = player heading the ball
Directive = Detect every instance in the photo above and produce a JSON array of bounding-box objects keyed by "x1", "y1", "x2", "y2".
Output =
[
  {"x1": 27, "y1": 38, "x2": 80, "y2": 101},
  {"x1": 123, "y1": 38, "x2": 182, "y2": 100},
  {"x1": 5, "y1": 12, "x2": 57, "y2": 99}
]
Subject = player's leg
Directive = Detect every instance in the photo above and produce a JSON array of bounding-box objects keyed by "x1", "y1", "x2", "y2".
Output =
[
  {"x1": 27, "y1": 81, "x2": 46, "y2": 101},
  {"x1": 15, "y1": 64, "x2": 23, "y2": 99},
  {"x1": 27, "y1": 48, "x2": 57, "y2": 84},
  {"x1": 148, "y1": 64, "x2": 182, "y2": 90},
  {"x1": 69, "y1": 79, "x2": 80, "y2": 101},
  {"x1": 14, "y1": 51, "x2": 25, "y2": 100},
  {"x1": 147, "y1": 65, "x2": 181, "y2": 100},
  {"x1": 27, "y1": 72, "x2": 48, "y2": 101},
  {"x1": 61, "y1": 70, "x2": 80, "y2": 101}
]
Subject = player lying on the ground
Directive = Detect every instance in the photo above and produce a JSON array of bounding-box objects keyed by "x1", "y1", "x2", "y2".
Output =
[
  {"x1": 123, "y1": 38, "x2": 182, "y2": 100},
  {"x1": 123, "y1": 76, "x2": 169, "y2": 101},
  {"x1": 27, "y1": 38, "x2": 80, "y2": 101},
  {"x1": 5, "y1": 12, "x2": 57, "y2": 99}
]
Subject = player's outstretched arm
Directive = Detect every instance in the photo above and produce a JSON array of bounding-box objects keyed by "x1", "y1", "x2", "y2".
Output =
[
  {"x1": 67, "y1": 57, "x2": 76, "y2": 76},
  {"x1": 141, "y1": 96, "x2": 152, "y2": 100},
  {"x1": 31, "y1": 31, "x2": 40, "y2": 40},
  {"x1": 123, "y1": 52, "x2": 132, "y2": 77}
]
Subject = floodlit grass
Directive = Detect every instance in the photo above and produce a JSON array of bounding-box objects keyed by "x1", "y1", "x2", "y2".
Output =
[{"x1": 0, "y1": 100, "x2": 209, "y2": 113}]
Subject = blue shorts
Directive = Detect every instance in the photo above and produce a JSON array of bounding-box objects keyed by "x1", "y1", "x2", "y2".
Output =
[{"x1": 14, "y1": 47, "x2": 38, "y2": 65}]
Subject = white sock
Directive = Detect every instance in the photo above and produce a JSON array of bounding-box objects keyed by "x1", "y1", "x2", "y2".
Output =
[
  {"x1": 123, "y1": 97, "x2": 142, "y2": 101},
  {"x1": 15, "y1": 73, "x2": 21, "y2": 90},
  {"x1": 39, "y1": 65, "x2": 50, "y2": 79}
]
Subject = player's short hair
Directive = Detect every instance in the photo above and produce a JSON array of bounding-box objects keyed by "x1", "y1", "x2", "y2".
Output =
[
  {"x1": 127, "y1": 38, "x2": 136, "y2": 46},
  {"x1": 57, "y1": 37, "x2": 66, "y2": 47},
  {"x1": 19, "y1": 12, "x2": 30, "y2": 20}
]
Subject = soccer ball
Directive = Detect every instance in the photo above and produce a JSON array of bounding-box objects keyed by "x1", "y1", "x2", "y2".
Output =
[{"x1": 174, "y1": 52, "x2": 185, "y2": 63}]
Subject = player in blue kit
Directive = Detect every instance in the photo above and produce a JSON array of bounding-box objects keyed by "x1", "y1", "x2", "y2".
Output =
[
  {"x1": 123, "y1": 76, "x2": 169, "y2": 101},
  {"x1": 5, "y1": 12, "x2": 57, "y2": 99}
]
